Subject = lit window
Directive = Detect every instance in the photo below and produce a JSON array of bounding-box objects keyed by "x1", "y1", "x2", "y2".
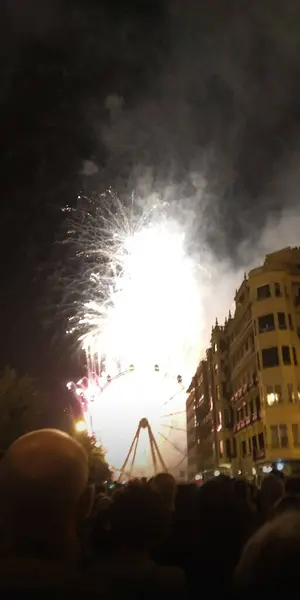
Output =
[
  {"x1": 266, "y1": 385, "x2": 281, "y2": 406},
  {"x1": 219, "y1": 440, "x2": 223, "y2": 457}
]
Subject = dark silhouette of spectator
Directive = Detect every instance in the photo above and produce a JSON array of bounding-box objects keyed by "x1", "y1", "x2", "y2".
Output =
[
  {"x1": 258, "y1": 473, "x2": 284, "y2": 522},
  {"x1": 234, "y1": 511, "x2": 300, "y2": 597},
  {"x1": 0, "y1": 429, "x2": 93, "y2": 590},
  {"x1": 195, "y1": 476, "x2": 252, "y2": 595},
  {"x1": 285, "y1": 475, "x2": 300, "y2": 496},
  {"x1": 151, "y1": 483, "x2": 199, "y2": 599},
  {"x1": 87, "y1": 480, "x2": 186, "y2": 599},
  {"x1": 273, "y1": 494, "x2": 300, "y2": 517},
  {"x1": 150, "y1": 472, "x2": 177, "y2": 512}
]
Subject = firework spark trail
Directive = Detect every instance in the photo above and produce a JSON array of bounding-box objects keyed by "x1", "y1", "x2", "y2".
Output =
[{"x1": 66, "y1": 190, "x2": 206, "y2": 381}]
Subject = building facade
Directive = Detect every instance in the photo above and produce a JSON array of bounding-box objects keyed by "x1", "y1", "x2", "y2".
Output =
[
  {"x1": 187, "y1": 247, "x2": 300, "y2": 482},
  {"x1": 186, "y1": 360, "x2": 216, "y2": 480}
]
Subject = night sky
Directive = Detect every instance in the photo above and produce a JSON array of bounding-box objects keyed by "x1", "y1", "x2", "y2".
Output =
[{"x1": 1, "y1": 0, "x2": 300, "y2": 398}]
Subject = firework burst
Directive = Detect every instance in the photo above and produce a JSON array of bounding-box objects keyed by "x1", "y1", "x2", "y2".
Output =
[
  {"x1": 65, "y1": 190, "x2": 207, "y2": 477},
  {"x1": 66, "y1": 190, "x2": 204, "y2": 380}
]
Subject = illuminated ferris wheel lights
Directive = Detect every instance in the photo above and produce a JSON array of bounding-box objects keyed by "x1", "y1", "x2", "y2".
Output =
[
  {"x1": 154, "y1": 364, "x2": 160, "y2": 372},
  {"x1": 129, "y1": 364, "x2": 135, "y2": 371},
  {"x1": 177, "y1": 375, "x2": 183, "y2": 384}
]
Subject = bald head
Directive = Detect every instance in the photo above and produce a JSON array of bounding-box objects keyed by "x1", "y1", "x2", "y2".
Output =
[{"x1": 0, "y1": 429, "x2": 89, "y2": 523}]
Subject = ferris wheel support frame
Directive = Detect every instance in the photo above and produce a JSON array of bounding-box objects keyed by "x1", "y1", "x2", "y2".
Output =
[{"x1": 117, "y1": 417, "x2": 168, "y2": 483}]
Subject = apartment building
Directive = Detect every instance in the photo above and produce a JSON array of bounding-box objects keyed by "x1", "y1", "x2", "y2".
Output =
[
  {"x1": 209, "y1": 324, "x2": 233, "y2": 474},
  {"x1": 186, "y1": 360, "x2": 215, "y2": 479},
  {"x1": 187, "y1": 247, "x2": 300, "y2": 481},
  {"x1": 228, "y1": 276, "x2": 263, "y2": 479},
  {"x1": 248, "y1": 247, "x2": 300, "y2": 477}
]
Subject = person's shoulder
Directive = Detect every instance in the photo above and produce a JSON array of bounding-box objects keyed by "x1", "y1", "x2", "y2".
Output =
[{"x1": 152, "y1": 565, "x2": 186, "y2": 587}]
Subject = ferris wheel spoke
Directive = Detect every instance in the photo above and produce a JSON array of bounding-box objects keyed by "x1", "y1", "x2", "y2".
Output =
[
  {"x1": 161, "y1": 424, "x2": 187, "y2": 433},
  {"x1": 169, "y1": 453, "x2": 188, "y2": 470},
  {"x1": 162, "y1": 388, "x2": 184, "y2": 407},
  {"x1": 158, "y1": 432, "x2": 186, "y2": 456},
  {"x1": 161, "y1": 410, "x2": 186, "y2": 418}
]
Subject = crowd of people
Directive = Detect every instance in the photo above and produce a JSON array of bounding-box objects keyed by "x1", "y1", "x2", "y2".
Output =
[{"x1": 0, "y1": 428, "x2": 299, "y2": 597}]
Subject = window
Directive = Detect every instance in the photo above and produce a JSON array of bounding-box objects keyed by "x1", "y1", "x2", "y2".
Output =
[
  {"x1": 214, "y1": 343, "x2": 218, "y2": 352},
  {"x1": 282, "y1": 346, "x2": 291, "y2": 365},
  {"x1": 266, "y1": 385, "x2": 282, "y2": 406},
  {"x1": 248, "y1": 437, "x2": 252, "y2": 453},
  {"x1": 262, "y1": 347, "x2": 279, "y2": 368},
  {"x1": 241, "y1": 440, "x2": 247, "y2": 457},
  {"x1": 292, "y1": 424, "x2": 300, "y2": 447},
  {"x1": 224, "y1": 409, "x2": 230, "y2": 428},
  {"x1": 256, "y1": 396, "x2": 261, "y2": 412},
  {"x1": 232, "y1": 438, "x2": 237, "y2": 457},
  {"x1": 270, "y1": 426, "x2": 280, "y2": 448},
  {"x1": 257, "y1": 284, "x2": 271, "y2": 300},
  {"x1": 225, "y1": 439, "x2": 231, "y2": 459},
  {"x1": 217, "y1": 411, "x2": 222, "y2": 429},
  {"x1": 292, "y1": 347, "x2": 298, "y2": 366},
  {"x1": 258, "y1": 432, "x2": 265, "y2": 450},
  {"x1": 288, "y1": 383, "x2": 295, "y2": 403},
  {"x1": 279, "y1": 424, "x2": 288, "y2": 448},
  {"x1": 258, "y1": 313, "x2": 275, "y2": 333},
  {"x1": 278, "y1": 312, "x2": 287, "y2": 330},
  {"x1": 288, "y1": 314, "x2": 293, "y2": 330},
  {"x1": 219, "y1": 440, "x2": 223, "y2": 458},
  {"x1": 274, "y1": 282, "x2": 281, "y2": 297},
  {"x1": 214, "y1": 363, "x2": 219, "y2": 373}
]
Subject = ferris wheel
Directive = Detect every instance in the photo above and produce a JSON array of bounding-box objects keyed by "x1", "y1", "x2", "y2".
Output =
[{"x1": 67, "y1": 364, "x2": 188, "y2": 481}]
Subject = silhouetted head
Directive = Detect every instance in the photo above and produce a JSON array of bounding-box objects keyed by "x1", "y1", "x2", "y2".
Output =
[
  {"x1": 234, "y1": 511, "x2": 300, "y2": 596},
  {"x1": 150, "y1": 472, "x2": 177, "y2": 511},
  {"x1": 109, "y1": 480, "x2": 170, "y2": 551},
  {"x1": 260, "y1": 474, "x2": 284, "y2": 515},
  {"x1": 0, "y1": 429, "x2": 91, "y2": 560}
]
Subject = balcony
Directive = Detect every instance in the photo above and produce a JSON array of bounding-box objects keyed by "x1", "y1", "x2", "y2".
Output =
[
  {"x1": 229, "y1": 316, "x2": 252, "y2": 353},
  {"x1": 233, "y1": 410, "x2": 261, "y2": 434},
  {"x1": 231, "y1": 375, "x2": 259, "y2": 404}
]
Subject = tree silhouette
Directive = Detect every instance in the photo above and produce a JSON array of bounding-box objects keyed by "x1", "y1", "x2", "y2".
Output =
[
  {"x1": 0, "y1": 366, "x2": 48, "y2": 449},
  {"x1": 75, "y1": 431, "x2": 111, "y2": 485}
]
